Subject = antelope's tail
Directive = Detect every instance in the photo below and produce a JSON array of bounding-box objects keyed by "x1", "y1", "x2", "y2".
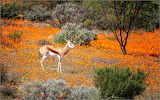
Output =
[{"x1": 39, "y1": 46, "x2": 43, "y2": 54}]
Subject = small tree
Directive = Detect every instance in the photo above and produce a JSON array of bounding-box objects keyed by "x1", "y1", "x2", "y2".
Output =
[
  {"x1": 94, "y1": 66, "x2": 148, "y2": 99},
  {"x1": 101, "y1": 1, "x2": 159, "y2": 55}
]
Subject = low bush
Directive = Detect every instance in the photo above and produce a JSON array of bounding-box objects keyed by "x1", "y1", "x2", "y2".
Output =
[
  {"x1": 23, "y1": 79, "x2": 99, "y2": 100},
  {"x1": 8, "y1": 31, "x2": 23, "y2": 42},
  {"x1": 23, "y1": 79, "x2": 72, "y2": 100},
  {"x1": 94, "y1": 66, "x2": 148, "y2": 99},
  {"x1": 0, "y1": 63, "x2": 21, "y2": 99},
  {"x1": 54, "y1": 23, "x2": 97, "y2": 46},
  {"x1": 73, "y1": 85, "x2": 99, "y2": 100},
  {"x1": 23, "y1": 5, "x2": 52, "y2": 21},
  {"x1": 0, "y1": 63, "x2": 8, "y2": 85}
]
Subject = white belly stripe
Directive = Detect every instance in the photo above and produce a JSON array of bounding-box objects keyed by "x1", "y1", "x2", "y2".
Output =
[{"x1": 48, "y1": 51, "x2": 59, "y2": 57}]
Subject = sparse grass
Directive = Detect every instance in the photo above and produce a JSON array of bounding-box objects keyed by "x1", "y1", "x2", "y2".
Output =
[{"x1": 8, "y1": 31, "x2": 22, "y2": 40}]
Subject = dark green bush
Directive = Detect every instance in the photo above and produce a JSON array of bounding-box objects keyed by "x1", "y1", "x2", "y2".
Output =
[
  {"x1": 81, "y1": 1, "x2": 108, "y2": 30},
  {"x1": 0, "y1": 63, "x2": 21, "y2": 99},
  {"x1": 94, "y1": 66, "x2": 148, "y2": 99},
  {"x1": 54, "y1": 23, "x2": 97, "y2": 46},
  {"x1": 1, "y1": 2, "x2": 20, "y2": 19},
  {"x1": 23, "y1": 5, "x2": 52, "y2": 21},
  {"x1": 0, "y1": 63, "x2": 8, "y2": 85},
  {"x1": 1, "y1": 2, "x2": 27, "y2": 19}
]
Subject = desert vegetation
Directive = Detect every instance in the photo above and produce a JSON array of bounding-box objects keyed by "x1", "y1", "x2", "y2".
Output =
[{"x1": 0, "y1": 0, "x2": 159, "y2": 99}]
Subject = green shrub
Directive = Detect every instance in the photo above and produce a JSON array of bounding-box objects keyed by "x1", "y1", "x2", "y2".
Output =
[
  {"x1": 52, "y1": 2, "x2": 106, "y2": 30},
  {"x1": 23, "y1": 5, "x2": 52, "y2": 21},
  {"x1": 94, "y1": 66, "x2": 148, "y2": 99},
  {"x1": 23, "y1": 79, "x2": 99, "y2": 100},
  {"x1": 8, "y1": 31, "x2": 23, "y2": 42},
  {"x1": 52, "y1": 3, "x2": 81, "y2": 27},
  {"x1": 1, "y1": 2, "x2": 27, "y2": 19},
  {"x1": 0, "y1": 63, "x2": 8, "y2": 85},
  {"x1": 23, "y1": 79, "x2": 72, "y2": 100},
  {"x1": 73, "y1": 85, "x2": 100, "y2": 100},
  {"x1": 1, "y1": 2, "x2": 20, "y2": 19},
  {"x1": 84, "y1": 19, "x2": 94, "y2": 29},
  {"x1": 54, "y1": 23, "x2": 97, "y2": 46},
  {"x1": 0, "y1": 63, "x2": 21, "y2": 99}
]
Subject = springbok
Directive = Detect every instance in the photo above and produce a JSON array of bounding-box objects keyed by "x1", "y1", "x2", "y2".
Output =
[{"x1": 39, "y1": 39, "x2": 75, "y2": 72}]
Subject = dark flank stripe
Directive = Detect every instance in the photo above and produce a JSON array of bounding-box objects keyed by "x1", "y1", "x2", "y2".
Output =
[{"x1": 49, "y1": 48, "x2": 60, "y2": 55}]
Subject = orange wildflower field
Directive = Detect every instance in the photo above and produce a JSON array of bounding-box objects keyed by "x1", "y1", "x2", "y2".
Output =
[{"x1": 0, "y1": 19, "x2": 159, "y2": 98}]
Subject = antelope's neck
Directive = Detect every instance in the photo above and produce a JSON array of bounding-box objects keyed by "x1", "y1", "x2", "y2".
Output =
[{"x1": 63, "y1": 44, "x2": 70, "y2": 55}]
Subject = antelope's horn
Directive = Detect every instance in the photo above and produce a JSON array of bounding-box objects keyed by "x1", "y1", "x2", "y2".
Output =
[{"x1": 64, "y1": 38, "x2": 68, "y2": 42}]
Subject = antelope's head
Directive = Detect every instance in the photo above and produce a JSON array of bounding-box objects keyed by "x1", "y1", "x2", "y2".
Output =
[{"x1": 65, "y1": 39, "x2": 75, "y2": 49}]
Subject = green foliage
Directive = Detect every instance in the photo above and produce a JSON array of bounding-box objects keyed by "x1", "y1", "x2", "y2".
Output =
[
  {"x1": 0, "y1": 63, "x2": 8, "y2": 85},
  {"x1": 101, "y1": 1, "x2": 159, "y2": 31},
  {"x1": 94, "y1": 66, "x2": 148, "y2": 99},
  {"x1": 83, "y1": 0, "x2": 102, "y2": 9},
  {"x1": 52, "y1": 3, "x2": 81, "y2": 27},
  {"x1": 23, "y1": 79, "x2": 72, "y2": 100},
  {"x1": 84, "y1": 19, "x2": 94, "y2": 29},
  {"x1": 23, "y1": 5, "x2": 52, "y2": 21},
  {"x1": 73, "y1": 85, "x2": 100, "y2": 100},
  {"x1": 8, "y1": 31, "x2": 23, "y2": 42},
  {"x1": 54, "y1": 23, "x2": 97, "y2": 46},
  {"x1": 134, "y1": 1, "x2": 159, "y2": 31},
  {"x1": 0, "y1": 63, "x2": 21, "y2": 99},
  {"x1": 23, "y1": 79, "x2": 99, "y2": 100},
  {"x1": 1, "y1": 2, "x2": 21, "y2": 19},
  {"x1": 82, "y1": 1, "x2": 159, "y2": 31},
  {"x1": 1, "y1": 2, "x2": 28, "y2": 19},
  {"x1": 82, "y1": 1, "x2": 109, "y2": 30}
]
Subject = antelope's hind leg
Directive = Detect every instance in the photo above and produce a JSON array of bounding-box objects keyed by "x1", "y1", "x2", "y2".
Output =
[{"x1": 40, "y1": 55, "x2": 47, "y2": 70}]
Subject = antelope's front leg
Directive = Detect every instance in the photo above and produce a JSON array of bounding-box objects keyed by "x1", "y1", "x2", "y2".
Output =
[
  {"x1": 57, "y1": 56, "x2": 61, "y2": 72},
  {"x1": 58, "y1": 62, "x2": 61, "y2": 72}
]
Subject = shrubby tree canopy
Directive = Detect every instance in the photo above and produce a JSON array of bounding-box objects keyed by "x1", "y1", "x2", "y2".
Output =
[{"x1": 98, "y1": 1, "x2": 159, "y2": 55}]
